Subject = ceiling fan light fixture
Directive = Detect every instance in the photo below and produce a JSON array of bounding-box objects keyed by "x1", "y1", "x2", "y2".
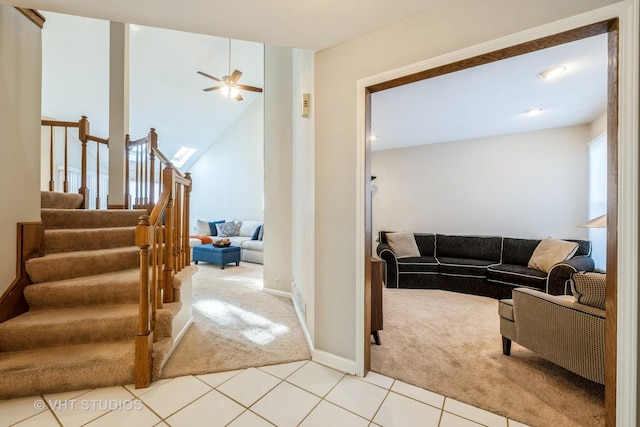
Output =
[
  {"x1": 220, "y1": 85, "x2": 230, "y2": 97},
  {"x1": 537, "y1": 65, "x2": 567, "y2": 80}
]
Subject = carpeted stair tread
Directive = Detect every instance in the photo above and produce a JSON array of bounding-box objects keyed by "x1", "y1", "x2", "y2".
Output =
[
  {"x1": 0, "y1": 304, "x2": 175, "y2": 351},
  {"x1": 24, "y1": 269, "x2": 140, "y2": 309},
  {"x1": 0, "y1": 337, "x2": 174, "y2": 399},
  {"x1": 41, "y1": 191, "x2": 84, "y2": 209},
  {"x1": 0, "y1": 340, "x2": 135, "y2": 399},
  {"x1": 26, "y1": 246, "x2": 140, "y2": 284},
  {"x1": 41, "y1": 208, "x2": 147, "y2": 230},
  {"x1": 44, "y1": 227, "x2": 136, "y2": 255}
]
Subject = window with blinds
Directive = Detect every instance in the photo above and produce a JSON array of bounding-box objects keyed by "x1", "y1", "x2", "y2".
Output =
[{"x1": 588, "y1": 133, "x2": 607, "y2": 271}]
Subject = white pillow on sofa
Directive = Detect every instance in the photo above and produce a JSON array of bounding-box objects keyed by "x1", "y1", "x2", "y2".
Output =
[
  {"x1": 528, "y1": 238, "x2": 579, "y2": 273},
  {"x1": 386, "y1": 231, "x2": 420, "y2": 258},
  {"x1": 195, "y1": 219, "x2": 211, "y2": 236},
  {"x1": 239, "y1": 220, "x2": 263, "y2": 237}
]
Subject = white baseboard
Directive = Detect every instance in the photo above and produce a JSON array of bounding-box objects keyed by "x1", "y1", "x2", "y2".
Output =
[
  {"x1": 261, "y1": 287, "x2": 291, "y2": 298},
  {"x1": 291, "y1": 293, "x2": 314, "y2": 355},
  {"x1": 312, "y1": 349, "x2": 357, "y2": 376}
]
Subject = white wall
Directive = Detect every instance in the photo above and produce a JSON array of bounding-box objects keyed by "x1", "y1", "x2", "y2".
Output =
[
  {"x1": 314, "y1": 0, "x2": 620, "y2": 365},
  {"x1": 291, "y1": 48, "x2": 315, "y2": 341},
  {"x1": 189, "y1": 97, "x2": 264, "y2": 223},
  {"x1": 372, "y1": 126, "x2": 590, "y2": 243},
  {"x1": 41, "y1": 12, "x2": 109, "y2": 136},
  {"x1": 0, "y1": 6, "x2": 42, "y2": 294},
  {"x1": 263, "y1": 45, "x2": 293, "y2": 293},
  {"x1": 590, "y1": 110, "x2": 607, "y2": 138}
]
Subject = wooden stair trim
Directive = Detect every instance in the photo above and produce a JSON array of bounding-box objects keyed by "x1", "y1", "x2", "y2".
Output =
[
  {"x1": 15, "y1": 8, "x2": 45, "y2": 29},
  {"x1": 0, "y1": 222, "x2": 44, "y2": 323}
]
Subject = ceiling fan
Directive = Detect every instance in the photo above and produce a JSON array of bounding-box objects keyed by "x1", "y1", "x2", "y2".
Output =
[{"x1": 197, "y1": 39, "x2": 263, "y2": 101}]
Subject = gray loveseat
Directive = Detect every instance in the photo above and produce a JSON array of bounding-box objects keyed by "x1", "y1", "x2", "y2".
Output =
[{"x1": 376, "y1": 232, "x2": 595, "y2": 299}]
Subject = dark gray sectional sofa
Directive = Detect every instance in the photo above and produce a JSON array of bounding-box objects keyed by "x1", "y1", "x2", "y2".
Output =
[{"x1": 376, "y1": 232, "x2": 595, "y2": 299}]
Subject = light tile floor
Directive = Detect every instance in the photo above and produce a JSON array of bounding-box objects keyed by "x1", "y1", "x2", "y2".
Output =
[{"x1": 0, "y1": 360, "x2": 530, "y2": 427}]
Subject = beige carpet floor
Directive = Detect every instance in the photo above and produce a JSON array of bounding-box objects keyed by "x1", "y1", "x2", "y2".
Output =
[
  {"x1": 161, "y1": 262, "x2": 310, "y2": 378},
  {"x1": 371, "y1": 288, "x2": 605, "y2": 427}
]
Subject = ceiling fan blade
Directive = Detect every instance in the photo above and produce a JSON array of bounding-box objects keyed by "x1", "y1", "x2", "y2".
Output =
[
  {"x1": 235, "y1": 92, "x2": 244, "y2": 101},
  {"x1": 203, "y1": 86, "x2": 222, "y2": 92},
  {"x1": 229, "y1": 69, "x2": 243, "y2": 83},
  {"x1": 197, "y1": 71, "x2": 222, "y2": 82},
  {"x1": 237, "y1": 84, "x2": 263, "y2": 93}
]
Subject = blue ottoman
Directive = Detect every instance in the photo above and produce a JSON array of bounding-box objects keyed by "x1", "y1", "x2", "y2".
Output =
[{"x1": 193, "y1": 244, "x2": 241, "y2": 269}]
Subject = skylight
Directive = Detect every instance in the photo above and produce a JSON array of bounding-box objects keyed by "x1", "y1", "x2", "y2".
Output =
[{"x1": 170, "y1": 146, "x2": 196, "y2": 167}]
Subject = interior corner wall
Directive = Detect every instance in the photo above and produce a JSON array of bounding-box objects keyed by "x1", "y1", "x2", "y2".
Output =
[
  {"x1": 314, "y1": 0, "x2": 620, "y2": 365},
  {"x1": 0, "y1": 6, "x2": 42, "y2": 295},
  {"x1": 291, "y1": 48, "x2": 315, "y2": 341},
  {"x1": 263, "y1": 45, "x2": 293, "y2": 293},
  {"x1": 372, "y1": 126, "x2": 590, "y2": 244},
  {"x1": 590, "y1": 111, "x2": 608, "y2": 138},
  {"x1": 189, "y1": 97, "x2": 264, "y2": 223}
]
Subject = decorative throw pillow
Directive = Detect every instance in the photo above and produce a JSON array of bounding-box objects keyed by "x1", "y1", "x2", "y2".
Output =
[
  {"x1": 216, "y1": 221, "x2": 238, "y2": 237},
  {"x1": 386, "y1": 231, "x2": 420, "y2": 258},
  {"x1": 195, "y1": 219, "x2": 211, "y2": 236},
  {"x1": 239, "y1": 220, "x2": 262, "y2": 237},
  {"x1": 570, "y1": 271, "x2": 606, "y2": 310},
  {"x1": 208, "y1": 220, "x2": 225, "y2": 236},
  {"x1": 258, "y1": 225, "x2": 264, "y2": 241},
  {"x1": 252, "y1": 225, "x2": 262, "y2": 240},
  {"x1": 527, "y1": 238, "x2": 579, "y2": 273}
]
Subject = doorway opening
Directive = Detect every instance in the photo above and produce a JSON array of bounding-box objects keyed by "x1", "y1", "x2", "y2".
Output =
[{"x1": 362, "y1": 19, "x2": 619, "y2": 425}]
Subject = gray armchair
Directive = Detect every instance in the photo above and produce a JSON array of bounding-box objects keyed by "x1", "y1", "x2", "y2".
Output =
[{"x1": 499, "y1": 277, "x2": 605, "y2": 384}]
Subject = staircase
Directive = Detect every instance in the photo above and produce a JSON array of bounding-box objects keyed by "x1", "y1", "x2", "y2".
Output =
[{"x1": 0, "y1": 192, "x2": 194, "y2": 399}]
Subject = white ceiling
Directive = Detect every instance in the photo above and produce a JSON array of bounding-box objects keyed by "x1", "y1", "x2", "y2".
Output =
[
  {"x1": 41, "y1": 12, "x2": 264, "y2": 170},
  {"x1": 371, "y1": 34, "x2": 608, "y2": 151},
  {"x1": 34, "y1": 3, "x2": 608, "y2": 164},
  {"x1": 4, "y1": 0, "x2": 446, "y2": 51}
]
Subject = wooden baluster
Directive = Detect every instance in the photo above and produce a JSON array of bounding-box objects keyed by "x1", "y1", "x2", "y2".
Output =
[
  {"x1": 184, "y1": 173, "x2": 192, "y2": 268},
  {"x1": 136, "y1": 144, "x2": 142, "y2": 208},
  {"x1": 135, "y1": 215, "x2": 153, "y2": 389},
  {"x1": 162, "y1": 166, "x2": 175, "y2": 304},
  {"x1": 48, "y1": 125, "x2": 54, "y2": 191},
  {"x1": 174, "y1": 185, "x2": 182, "y2": 272},
  {"x1": 125, "y1": 135, "x2": 131, "y2": 209},
  {"x1": 96, "y1": 143, "x2": 101, "y2": 209},
  {"x1": 63, "y1": 126, "x2": 69, "y2": 193},
  {"x1": 79, "y1": 116, "x2": 89, "y2": 208},
  {"x1": 149, "y1": 129, "x2": 157, "y2": 205}
]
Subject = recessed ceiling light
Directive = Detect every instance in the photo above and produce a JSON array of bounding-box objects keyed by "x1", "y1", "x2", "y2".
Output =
[
  {"x1": 369, "y1": 135, "x2": 378, "y2": 141},
  {"x1": 523, "y1": 108, "x2": 543, "y2": 116},
  {"x1": 537, "y1": 65, "x2": 567, "y2": 80}
]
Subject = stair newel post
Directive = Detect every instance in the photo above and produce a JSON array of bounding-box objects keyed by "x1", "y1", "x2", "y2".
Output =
[
  {"x1": 162, "y1": 165, "x2": 175, "y2": 304},
  {"x1": 149, "y1": 128, "x2": 157, "y2": 206},
  {"x1": 135, "y1": 214, "x2": 153, "y2": 389},
  {"x1": 78, "y1": 116, "x2": 90, "y2": 209},
  {"x1": 125, "y1": 135, "x2": 131, "y2": 209}
]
